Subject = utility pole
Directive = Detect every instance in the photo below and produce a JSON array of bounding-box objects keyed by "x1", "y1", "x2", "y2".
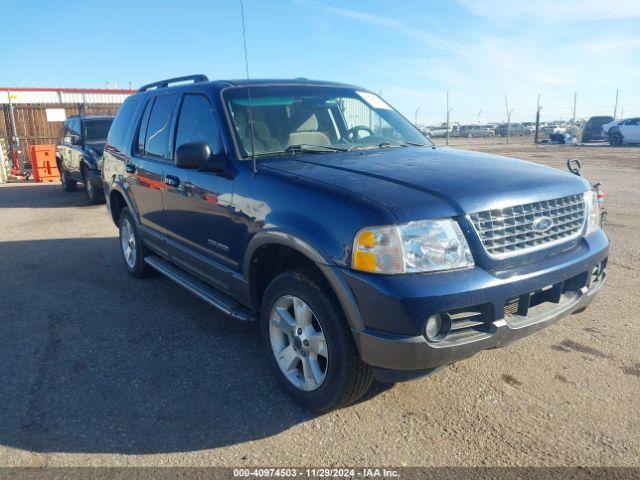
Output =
[
  {"x1": 505, "y1": 95, "x2": 514, "y2": 144},
  {"x1": 613, "y1": 89, "x2": 619, "y2": 119},
  {"x1": 414, "y1": 107, "x2": 420, "y2": 127},
  {"x1": 572, "y1": 92, "x2": 577, "y2": 124},
  {"x1": 534, "y1": 93, "x2": 542, "y2": 144},
  {"x1": 446, "y1": 91, "x2": 451, "y2": 146},
  {"x1": 129, "y1": 81, "x2": 133, "y2": 91}
]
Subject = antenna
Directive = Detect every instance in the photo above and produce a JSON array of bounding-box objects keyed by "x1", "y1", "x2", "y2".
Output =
[{"x1": 239, "y1": 0, "x2": 257, "y2": 175}]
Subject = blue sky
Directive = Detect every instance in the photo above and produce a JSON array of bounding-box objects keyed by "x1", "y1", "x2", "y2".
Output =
[{"x1": 1, "y1": 0, "x2": 638, "y2": 124}]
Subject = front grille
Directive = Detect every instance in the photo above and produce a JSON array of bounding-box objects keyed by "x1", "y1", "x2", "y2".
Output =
[{"x1": 468, "y1": 194, "x2": 585, "y2": 257}]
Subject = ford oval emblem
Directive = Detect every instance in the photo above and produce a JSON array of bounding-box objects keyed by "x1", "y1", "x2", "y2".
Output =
[{"x1": 533, "y1": 216, "x2": 554, "y2": 233}]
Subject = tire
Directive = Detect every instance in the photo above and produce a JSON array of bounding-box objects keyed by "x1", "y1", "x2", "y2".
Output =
[
  {"x1": 58, "y1": 161, "x2": 77, "y2": 192},
  {"x1": 118, "y1": 207, "x2": 153, "y2": 278},
  {"x1": 82, "y1": 165, "x2": 105, "y2": 204},
  {"x1": 260, "y1": 270, "x2": 373, "y2": 412},
  {"x1": 609, "y1": 132, "x2": 623, "y2": 147}
]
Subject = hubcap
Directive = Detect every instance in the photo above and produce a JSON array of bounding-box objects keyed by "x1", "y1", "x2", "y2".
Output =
[
  {"x1": 269, "y1": 295, "x2": 328, "y2": 391},
  {"x1": 120, "y1": 218, "x2": 137, "y2": 268}
]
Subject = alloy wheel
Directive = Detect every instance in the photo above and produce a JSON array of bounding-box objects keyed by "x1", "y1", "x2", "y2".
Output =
[
  {"x1": 269, "y1": 295, "x2": 328, "y2": 391},
  {"x1": 120, "y1": 217, "x2": 137, "y2": 268}
]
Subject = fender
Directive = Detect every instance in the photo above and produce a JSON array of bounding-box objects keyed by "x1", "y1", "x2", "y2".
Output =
[
  {"x1": 80, "y1": 154, "x2": 99, "y2": 172},
  {"x1": 107, "y1": 178, "x2": 141, "y2": 227},
  {"x1": 244, "y1": 230, "x2": 366, "y2": 331}
]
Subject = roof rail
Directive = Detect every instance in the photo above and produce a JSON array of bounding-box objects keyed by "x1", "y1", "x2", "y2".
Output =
[{"x1": 137, "y1": 74, "x2": 209, "y2": 92}]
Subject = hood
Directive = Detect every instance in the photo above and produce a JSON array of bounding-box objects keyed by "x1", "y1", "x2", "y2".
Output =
[{"x1": 263, "y1": 147, "x2": 588, "y2": 222}]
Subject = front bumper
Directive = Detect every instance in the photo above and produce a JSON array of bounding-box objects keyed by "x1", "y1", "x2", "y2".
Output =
[{"x1": 343, "y1": 230, "x2": 609, "y2": 374}]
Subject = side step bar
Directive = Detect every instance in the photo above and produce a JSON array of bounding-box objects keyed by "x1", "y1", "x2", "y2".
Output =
[{"x1": 144, "y1": 255, "x2": 257, "y2": 322}]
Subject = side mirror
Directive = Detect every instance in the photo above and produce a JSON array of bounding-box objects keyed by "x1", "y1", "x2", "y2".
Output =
[
  {"x1": 70, "y1": 134, "x2": 81, "y2": 145},
  {"x1": 176, "y1": 142, "x2": 211, "y2": 169}
]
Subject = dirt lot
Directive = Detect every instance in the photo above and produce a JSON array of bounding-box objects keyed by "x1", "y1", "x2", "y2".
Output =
[{"x1": 0, "y1": 137, "x2": 638, "y2": 467}]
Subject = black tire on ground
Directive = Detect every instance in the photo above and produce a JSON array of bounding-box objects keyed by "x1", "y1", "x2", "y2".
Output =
[
  {"x1": 58, "y1": 161, "x2": 77, "y2": 191},
  {"x1": 260, "y1": 269, "x2": 373, "y2": 412},
  {"x1": 118, "y1": 207, "x2": 154, "y2": 278},
  {"x1": 82, "y1": 165, "x2": 105, "y2": 204},
  {"x1": 609, "y1": 132, "x2": 623, "y2": 147}
]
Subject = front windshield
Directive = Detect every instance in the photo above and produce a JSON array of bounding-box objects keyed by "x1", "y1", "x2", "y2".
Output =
[
  {"x1": 83, "y1": 119, "x2": 113, "y2": 142},
  {"x1": 223, "y1": 85, "x2": 432, "y2": 158}
]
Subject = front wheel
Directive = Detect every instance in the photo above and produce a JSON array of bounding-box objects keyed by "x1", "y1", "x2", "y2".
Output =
[
  {"x1": 260, "y1": 270, "x2": 372, "y2": 412},
  {"x1": 609, "y1": 132, "x2": 623, "y2": 146},
  {"x1": 59, "y1": 161, "x2": 77, "y2": 192},
  {"x1": 82, "y1": 166, "x2": 105, "y2": 204}
]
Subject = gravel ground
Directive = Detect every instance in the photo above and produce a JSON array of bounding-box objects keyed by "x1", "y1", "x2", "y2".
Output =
[{"x1": 0, "y1": 137, "x2": 638, "y2": 467}]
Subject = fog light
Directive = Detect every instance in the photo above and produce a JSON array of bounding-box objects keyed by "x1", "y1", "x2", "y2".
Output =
[{"x1": 425, "y1": 313, "x2": 450, "y2": 342}]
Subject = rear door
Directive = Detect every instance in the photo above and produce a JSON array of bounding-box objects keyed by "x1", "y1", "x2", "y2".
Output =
[
  {"x1": 161, "y1": 92, "x2": 237, "y2": 291},
  {"x1": 127, "y1": 93, "x2": 180, "y2": 235}
]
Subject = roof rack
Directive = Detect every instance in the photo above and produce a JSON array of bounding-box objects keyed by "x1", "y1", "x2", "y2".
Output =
[{"x1": 137, "y1": 74, "x2": 209, "y2": 92}]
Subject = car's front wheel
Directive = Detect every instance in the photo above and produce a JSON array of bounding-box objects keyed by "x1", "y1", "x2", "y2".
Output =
[
  {"x1": 260, "y1": 270, "x2": 372, "y2": 412},
  {"x1": 609, "y1": 132, "x2": 623, "y2": 146},
  {"x1": 82, "y1": 166, "x2": 105, "y2": 204},
  {"x1": 58, "y1": 161, "x2": 77, "y2": 192}
]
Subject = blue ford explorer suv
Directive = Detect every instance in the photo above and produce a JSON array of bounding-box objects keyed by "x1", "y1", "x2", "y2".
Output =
[{"x1": 102, "y1": 75, "x2": 608, "y2": 412}]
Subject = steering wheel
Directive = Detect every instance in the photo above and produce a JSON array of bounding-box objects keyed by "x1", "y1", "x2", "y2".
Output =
[{"x1": 345, "y1": 125, "x2": 375, "y2": 142}]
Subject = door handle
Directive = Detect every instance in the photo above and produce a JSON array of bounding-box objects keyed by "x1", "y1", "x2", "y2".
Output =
[
  {"x1": 164, "y1": 174, "x2": 180, "y2": 187},
  {"x1": 125, "y1": 163, "x2": 136, "y2": 173}
]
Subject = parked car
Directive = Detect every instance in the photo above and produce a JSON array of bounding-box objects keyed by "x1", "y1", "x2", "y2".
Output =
[
  {"x1": 417, "y1": 126, "x2": 431, "y2": 138},
  {"x1": 495, "y1": 123, "x2": 530, "y2": 136},
  {"x1": 450, "y1": 125, "x2": 494, "y2": 138},
  {"x1": 581, "y1": 116, "x2": 614, "y2": 143},
  {"x1": 605, "y1": 117, "x2": 640, "y2": 146},
  {"x1": 56, "y1": 115, "x2": 114, "y2": 202},
  {"x1": 428, "y1": 124, "x2": 451, "y2": 137},
  {"x1": 103, "y1": 75, "x2": 608, "y2": 412},
  {"x1": 540, "y1": 123, "x2": 564, "y2": 136}
]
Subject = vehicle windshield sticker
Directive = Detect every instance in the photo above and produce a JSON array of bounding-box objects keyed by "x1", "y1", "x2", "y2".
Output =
[{"x1": 357, "y1": 91, "x2": 391, "y2": 110}]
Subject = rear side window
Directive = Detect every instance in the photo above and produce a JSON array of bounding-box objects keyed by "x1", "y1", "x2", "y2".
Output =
[
  {"x1": 175, "y1": 94, "x2": 221, "y2": 153},
  {"x1": 107, "y1": 96, "x2": 143, "y2": 151},
  {"x1": 143, "y1": 94, "x2": 180, "y2": 159}
]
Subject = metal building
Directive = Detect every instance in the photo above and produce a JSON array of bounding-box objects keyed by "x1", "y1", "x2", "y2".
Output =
[{"x1": 0, "y1": 87, "x2": 133, "y2": 177}]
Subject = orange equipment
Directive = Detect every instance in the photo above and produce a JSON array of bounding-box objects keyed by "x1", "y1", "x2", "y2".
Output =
[{"x1": 29, "y1": 145, "x2": 60, "y2": 183}]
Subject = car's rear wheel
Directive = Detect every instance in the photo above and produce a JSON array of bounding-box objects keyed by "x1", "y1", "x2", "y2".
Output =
[
  {"x1": 118, "y1": 207, "x2": 153, "y2": 278},
  {"x1": 82, "y1": 165, "x2": 105, "y2": 204},
  {"x1": 260, "y1": 270, "x2": 372, "y2": 412},
  {"x1": 609, "y1": 132, "x2": 623, "y2": 146},
  {"x1": 59, "y1": 161, "x2": 77, "y2": 192}
]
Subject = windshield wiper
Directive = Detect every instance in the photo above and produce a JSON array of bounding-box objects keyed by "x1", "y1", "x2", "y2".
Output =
[
  {"x1": 378, "y1": 140, "x2": 430, "y2": 148},
  {"x1": 284, "y1": 144, "x2": 351, "y2": 155}
]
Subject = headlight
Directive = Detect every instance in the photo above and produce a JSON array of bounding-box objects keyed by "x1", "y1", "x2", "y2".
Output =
[
  {"x1": 583, "y1": 190, "x2": 600, "y2": 235},
  {"x1": 352, "y1": 219, "x2": 474, "y2": 274}
]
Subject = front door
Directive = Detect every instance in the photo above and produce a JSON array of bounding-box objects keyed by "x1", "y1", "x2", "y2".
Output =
[
  {"x1": 61, "y1": 117, "x2": 83, "y2": 180},
  {"x1": 161, "y1": 92, "x2": 237, "y2": 291},
  {"x1": 620, "y1": 118, "x2": 640, "y2": 143}
]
